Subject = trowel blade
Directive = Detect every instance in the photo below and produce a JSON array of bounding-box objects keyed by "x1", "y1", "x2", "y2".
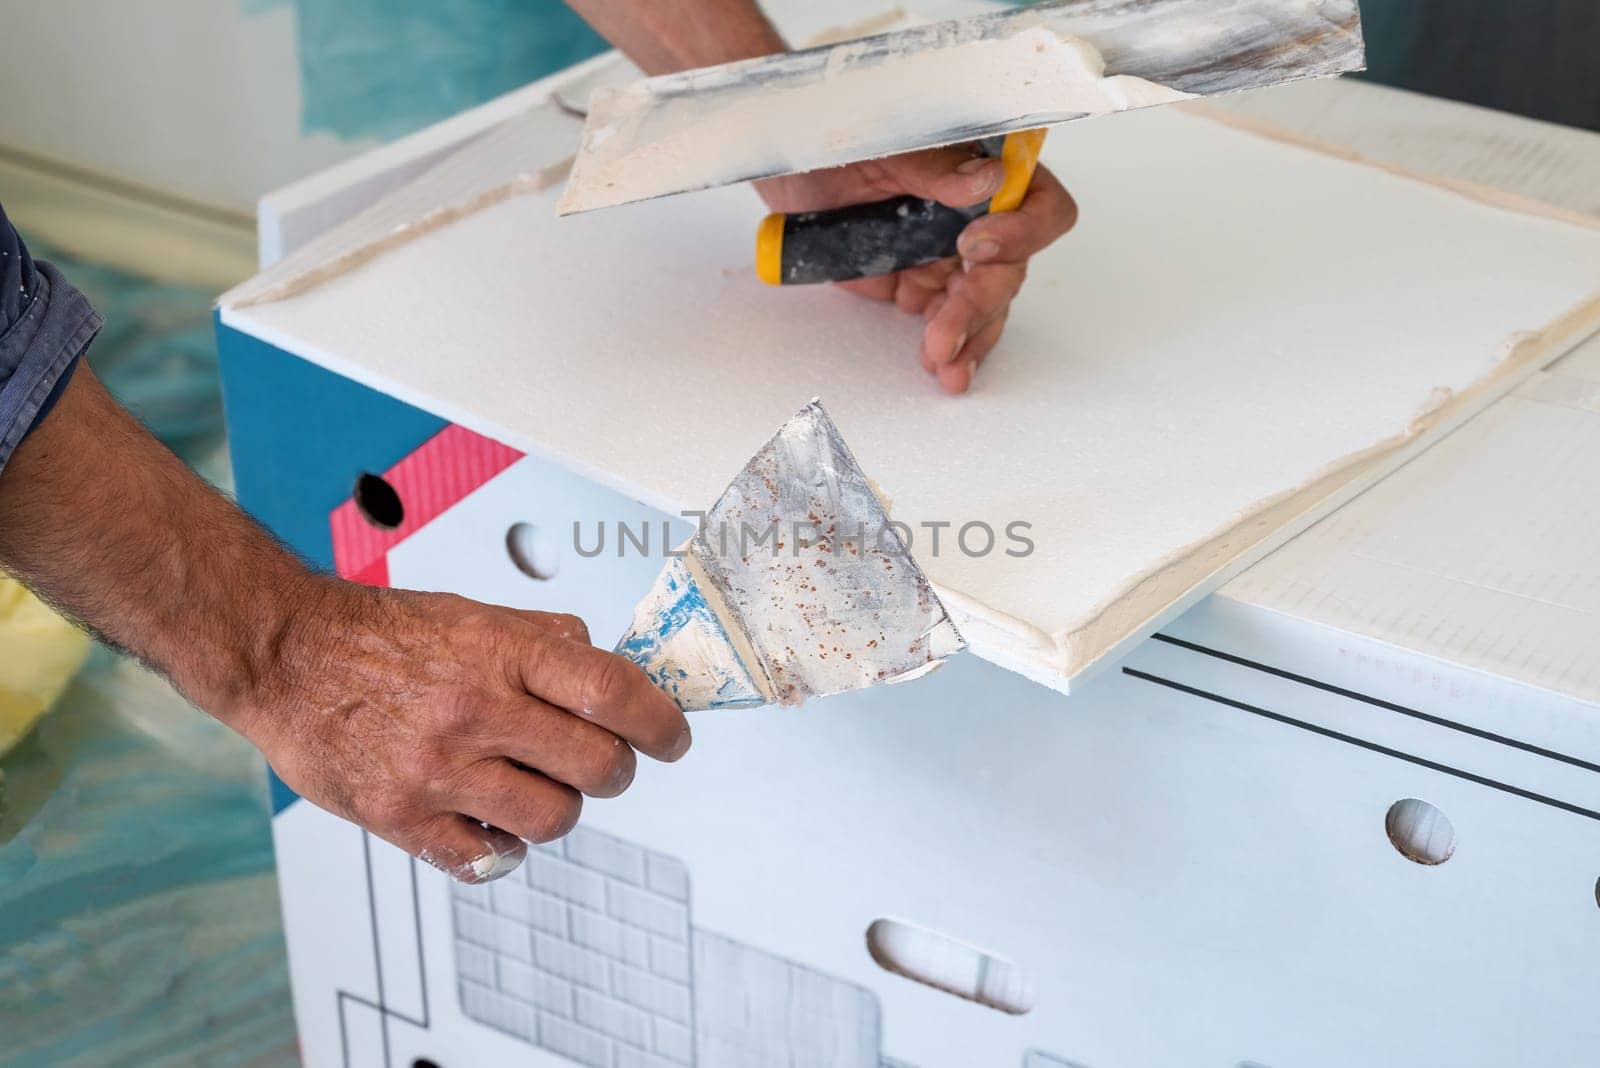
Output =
[
  {"x1": 558, "y1": 0, "x2": 1364, "y2": 215},
  {"x1": 617, "y1": 401, "x2": 965, "y2": 712}
]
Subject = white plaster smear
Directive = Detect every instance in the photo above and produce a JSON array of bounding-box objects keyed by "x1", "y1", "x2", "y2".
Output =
[
  {"x1": 223, "y1": 102, "x2": 579, "y2": 310},
  {"x1": 559, "y1": 24, "x2": 1193, "y2": 214},
  {"x1": 223, "y1": 107, "x2": 1600, "y2": 692}
]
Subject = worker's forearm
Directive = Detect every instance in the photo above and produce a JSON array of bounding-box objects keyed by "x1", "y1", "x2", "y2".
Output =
[
  {"x1": 0, "y1": 366, "x2": 319, "y2": 729},
  {"x1": 565, "y1": 0, "x2": 786, "y2": 75}
]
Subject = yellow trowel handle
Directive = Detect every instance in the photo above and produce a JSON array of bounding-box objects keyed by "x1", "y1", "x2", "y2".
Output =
[
  {"x1": 989, "y1": 128, "x2": 1048, "y2": 212},
  {"x1": 757, "y1": 129, "x2": 1049, "y2": 286}
]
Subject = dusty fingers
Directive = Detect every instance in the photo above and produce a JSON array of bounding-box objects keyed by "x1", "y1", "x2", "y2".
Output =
[
  {"x1": 514, "y1": 629, "x2": 692, "y2": 763},
  {"x1": 956, "y1": 164, "x2": 1078, "y2": 267},
  {"x1": 400, "y1": 813, "x2": 529, "y2": 885},
  {"x1": 919, "y1": 164, "x2": 1077, "y2": 393},
  {"x1": 255, "y1": 589, "x2": 689, "y2": 885}
]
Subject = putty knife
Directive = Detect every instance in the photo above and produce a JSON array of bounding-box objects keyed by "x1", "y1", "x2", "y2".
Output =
[
  {"x1": 617, "y1": 401, "x2": 964, "y2": 712},
  {"x1": 559, "y1": 0, "x2": 1364, "y2": 282}
]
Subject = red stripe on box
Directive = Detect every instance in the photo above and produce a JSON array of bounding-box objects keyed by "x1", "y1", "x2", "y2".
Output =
[
  {"x1": 348, "y1": 557, "x2": 390, "y2": 588},
  {"x1": 330, "y1": 424, "x2": 522, "y2": 582}
]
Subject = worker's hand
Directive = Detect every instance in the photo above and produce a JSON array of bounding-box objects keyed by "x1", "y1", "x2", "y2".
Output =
[
  {"x1": 757, "y1": 145, "x2": 1077, "y2": 394},
  {"x1": 236, "y1": 580, "x2": 691, "y2": 884},
  {"x1": 0, "y1": 360, "x2": 687, "y2": 889}
]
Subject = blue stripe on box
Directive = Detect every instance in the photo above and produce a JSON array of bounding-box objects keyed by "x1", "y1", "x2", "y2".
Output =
[{"x1": 217, "y1": 315, "x2": 449, "y2": 813}]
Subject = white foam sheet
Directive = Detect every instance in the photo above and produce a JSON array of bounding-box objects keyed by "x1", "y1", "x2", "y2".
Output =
[
  {"x1": 1222, "y1": 334, "x2": 1600, "y2": 704},
  {"x1": 222, "y1": 106, "x2": 1600, "y2": 690}
]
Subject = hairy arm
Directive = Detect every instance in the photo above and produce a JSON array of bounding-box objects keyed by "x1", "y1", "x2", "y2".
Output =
[
  {"x1": 0, "y1": 364, "x2": 310, "y2": 707},
  {"x1": 0, "y1": 366, "x2": 690, "y2": 882},
  {"x1": 564, "y1": 0, "x2": 786, "y2": 74}
]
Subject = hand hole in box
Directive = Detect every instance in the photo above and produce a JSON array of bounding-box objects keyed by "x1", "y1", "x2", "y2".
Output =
[
  {"x1": 506, "y1": 522, "x2": 560, "y2": 581},
  {"x1": 1385, "y1": 798, "x2": 1456, "y2": 865},
  {"x1": 411, "y1": 1061, "x2": 441, "y2": 1068},
  {"x1": 865, "y1": 917, "x2": 1034, "y2": 1015},
  {"x1": 354, "y1": 472, "x2": 405, "y2": 530}
]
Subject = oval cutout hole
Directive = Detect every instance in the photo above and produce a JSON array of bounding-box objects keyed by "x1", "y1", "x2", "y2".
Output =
[
  {"x1": 354, "y1": 472, "x2": 405, "y2": 530},
  {"x1": 866, "y1": 918, "x2": 1034, "y2": 1015},
  {"x1": 506, "y1": 523, "x2": 560, "y2": 581},
  {"x1": 1593, "y1": 876, "x2": 1599, "y2": 911},
  {"x1": 1386, "y1": 798, "x2": 1456, "y2": 865}
]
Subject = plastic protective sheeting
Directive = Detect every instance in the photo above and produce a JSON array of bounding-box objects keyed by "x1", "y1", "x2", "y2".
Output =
[{"x1": 0, "y1": 576, "x2": 89, "y2": 760}]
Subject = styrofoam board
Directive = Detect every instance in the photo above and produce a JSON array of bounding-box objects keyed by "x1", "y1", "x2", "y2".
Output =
[
  {"x1": 220, "y1": 100, "x2": 1600, "y2": 693},
  {"x1": 1222, "y1": 332, "x2": 1600, "y2": 705},
  {"x1": 1214, "y1": 77, "x2": 1600, "y2": 219}
]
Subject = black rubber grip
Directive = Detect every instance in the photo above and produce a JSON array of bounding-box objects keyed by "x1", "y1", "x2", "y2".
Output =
[{"x1": 777, "y1": 197, "x2": 986, "y2": 285}]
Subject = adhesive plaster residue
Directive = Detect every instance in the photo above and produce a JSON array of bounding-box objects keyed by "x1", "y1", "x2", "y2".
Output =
[
  {"x1": 221, "y1": 100, "x2": 579, "y2": 311},
  {"x1": 559, "y1": 23, "x2": 1192, "y2": 213},
  {"x1": 226, "y1": 159, "x2": 570, "y2": 310}
]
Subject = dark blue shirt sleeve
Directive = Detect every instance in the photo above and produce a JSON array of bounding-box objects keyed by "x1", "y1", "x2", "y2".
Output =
[{"x1": 0, "y1": 199, "x2": 101, "y2": 475}]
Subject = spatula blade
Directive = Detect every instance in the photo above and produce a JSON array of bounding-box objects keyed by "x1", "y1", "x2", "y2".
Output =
[{"x1": 617, "y1": 401, "x2": 965, "y2": 711}]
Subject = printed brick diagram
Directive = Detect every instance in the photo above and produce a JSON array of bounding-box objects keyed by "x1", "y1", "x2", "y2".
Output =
[
  {"x1": 451, "y1": 826, "x2": 1079, "y2": 1068},
  {"x1": 453, "y1": 831, "x2": 694, "y2": 1067}
]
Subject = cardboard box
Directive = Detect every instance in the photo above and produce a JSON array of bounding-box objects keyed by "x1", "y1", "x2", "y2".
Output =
[
  {"x1": 216, "y1": 324, "x2": 1600, "y2": 1067},
  {"x1": 214, "y1": 28, "x2": 1600, "y2": 1068}
]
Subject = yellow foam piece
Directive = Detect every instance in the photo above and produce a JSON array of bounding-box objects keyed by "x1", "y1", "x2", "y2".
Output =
[{"x1": 0, "y1": 574, "x2": 90, "y2": 758}]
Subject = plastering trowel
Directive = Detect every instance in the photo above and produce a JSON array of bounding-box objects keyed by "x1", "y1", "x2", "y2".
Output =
[
  {"x1": 559, "y1": 0, "x2": 1364, "y2": 283},
  {"x1": 617, "y1": 401, "x2": 964, "y2": 712}
]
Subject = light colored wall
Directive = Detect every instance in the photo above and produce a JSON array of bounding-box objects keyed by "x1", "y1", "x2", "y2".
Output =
[{"x1": 0, "y1": 0, "x2": 370, "y2": 213}]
